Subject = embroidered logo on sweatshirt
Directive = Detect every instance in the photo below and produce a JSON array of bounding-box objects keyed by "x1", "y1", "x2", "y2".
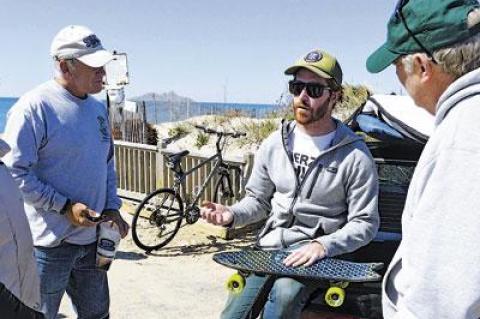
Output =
[{"x1": 97, "y1": 116, "x2": 110, "y2": 142}]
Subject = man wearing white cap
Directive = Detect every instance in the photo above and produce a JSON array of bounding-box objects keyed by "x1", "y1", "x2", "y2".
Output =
[{"x1": 3, "y1": 25, "x2": 129, "y2": 319}]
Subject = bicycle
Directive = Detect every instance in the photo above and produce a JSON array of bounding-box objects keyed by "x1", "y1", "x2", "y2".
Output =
[{"x1": 131, "y1": 125, "x2": 247, "y2": 252}]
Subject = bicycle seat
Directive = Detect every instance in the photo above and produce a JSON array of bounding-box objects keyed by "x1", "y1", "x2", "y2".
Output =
[{"x1": 167, "y1": 150, "x2": 190, "y2": 164}]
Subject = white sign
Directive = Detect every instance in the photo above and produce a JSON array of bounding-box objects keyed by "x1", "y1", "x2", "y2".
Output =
[{"x1": 104, "y1": 53, "x2": 129, "y2": 89}]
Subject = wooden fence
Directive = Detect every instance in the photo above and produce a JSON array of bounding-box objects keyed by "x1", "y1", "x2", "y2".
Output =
[
  {"x1": 114, "y1": 140, "x2": 254, "y2": 204},
  {"x1": 114, "y1": 141, "x2": 158, "y2": 200},
  {"x1": 110, "y1": 102, "x2": 148, "y2": 144}
]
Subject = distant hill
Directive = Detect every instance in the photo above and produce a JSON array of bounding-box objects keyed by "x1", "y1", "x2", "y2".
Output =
[{"x1": 129, "y1": 91, "x2": 195, "y2": 104}]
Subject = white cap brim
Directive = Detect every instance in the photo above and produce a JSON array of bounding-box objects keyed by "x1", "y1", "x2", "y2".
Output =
[{"x1": 77, "y1": 49, "x2": 114, "y2": 68}]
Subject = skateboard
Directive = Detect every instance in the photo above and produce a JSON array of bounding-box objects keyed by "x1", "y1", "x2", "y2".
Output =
[{"x1": 213, "y1": 249, "x2": 383, "y2": 308}]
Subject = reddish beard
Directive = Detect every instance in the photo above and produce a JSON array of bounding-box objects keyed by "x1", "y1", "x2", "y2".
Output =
[{"x1": 293, "y1": 101, "x2": 328, "y2": 125}]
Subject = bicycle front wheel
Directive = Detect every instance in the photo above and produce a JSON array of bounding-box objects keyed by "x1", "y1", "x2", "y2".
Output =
[
  {"x1": 213, "y1": 174, "x2": 234, "y2": 205},
  {"x1": 132, "y1": 188, "x2": 183, "y2": 252}
]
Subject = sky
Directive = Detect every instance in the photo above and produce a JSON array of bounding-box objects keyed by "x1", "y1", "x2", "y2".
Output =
[{"x1": 0, "y1": 0, "x2": 402, "y2": 104}]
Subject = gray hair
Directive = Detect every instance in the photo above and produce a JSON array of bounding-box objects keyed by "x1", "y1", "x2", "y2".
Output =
[
  {"x1": 53, "y1": 59, "x2": 76, "y2": 78},
  {"x1": 402, "y1": 9, "x2": 480, "y2": 78}
]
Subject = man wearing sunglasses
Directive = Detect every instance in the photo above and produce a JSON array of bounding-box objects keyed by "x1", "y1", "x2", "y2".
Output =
[
  {"x1": 367, "y1": 0, "x2": 480, "y2": 318},
  {"x1": 202, "y1": 49, "x2": 379, "y2": 318},
  {"x1": 3, "y1": 25, "x2": 129, "y2": 319}
]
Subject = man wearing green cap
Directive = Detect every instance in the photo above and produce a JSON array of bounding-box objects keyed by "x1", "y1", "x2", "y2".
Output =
[
  {"x1": 367, "y1": 0, "x2": 480, "y2": 318},
  {"x1": 201, "y1": 49, "x2": 379, "y2": 318}
]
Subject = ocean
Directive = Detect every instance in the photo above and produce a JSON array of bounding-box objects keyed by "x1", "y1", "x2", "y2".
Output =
[
  {"x1": 142, "y1": 100, "x2": 280, "y2": 124},
  {"x1": 0, "y1": 97, "x2": 280, "y2": 133}
]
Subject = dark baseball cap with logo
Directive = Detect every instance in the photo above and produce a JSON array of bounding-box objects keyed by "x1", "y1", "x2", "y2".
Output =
[
  {"x1": 367, "y1": 0, "x2": 480, "y2": 73},
  {"x1": 285, "y1": 49, "x2": 343, "y2": 86}
]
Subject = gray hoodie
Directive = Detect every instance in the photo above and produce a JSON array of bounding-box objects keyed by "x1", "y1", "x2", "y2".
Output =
[
  {"x1": 382, "y1": 68, "x2": 480, "y2": 319},
  {"x1": 0, "y1": 139, "x2": 41, "y2": 312},
  {"x1": 230, "y1": 119, "x2": 379, "y2": 257}
]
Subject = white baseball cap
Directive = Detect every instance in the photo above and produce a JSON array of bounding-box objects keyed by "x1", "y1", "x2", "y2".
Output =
[{"x1": 50, "y1": 25, "x2": 114, "y2": 68}]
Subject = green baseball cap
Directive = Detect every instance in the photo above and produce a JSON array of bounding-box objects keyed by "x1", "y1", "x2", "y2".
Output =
[
  {"x1": 367, "y1": 0, "x2": 480, "y2": 73},
  {"x1": 285, "y1": 49, "x2": 343, "y2": 86}
]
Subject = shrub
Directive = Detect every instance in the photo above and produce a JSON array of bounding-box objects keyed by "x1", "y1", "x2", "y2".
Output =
[
  {"x1": 238, "y1": 119, "x2": 279, "y2": 147},
  {"x1": 269, "y1": 89, "x2": 294, "y2": 120},
  {"x1": 168, "y1": 123, "x2": 191, "y2": 138},
  {"x1": 145, "y1": 123, "x2": 158, "y2": 145},
  {"x1": 195, "y1": 132, "x2": 210, "y2": 149},
  {"x1": 335, "y1": 83, "x2": 372, "y2": 121}
]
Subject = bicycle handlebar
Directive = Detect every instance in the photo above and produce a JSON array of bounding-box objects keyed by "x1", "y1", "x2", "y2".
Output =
[{"x1": 194, "y1": 125, "x2": 246, "y2": 138}]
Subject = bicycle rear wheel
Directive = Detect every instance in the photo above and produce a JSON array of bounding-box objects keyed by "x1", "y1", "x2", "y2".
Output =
[
  {"x1": 132, "y1": 188, "x2": 183, "y2": 252},
  {"x1": 213, "y1": 174, "x2": 234, "y2": 205}
]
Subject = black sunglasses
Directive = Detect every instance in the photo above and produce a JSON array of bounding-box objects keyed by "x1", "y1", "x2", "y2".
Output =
[
  {"x1": 394, "y1": 0, "x2": 437, "y2": 64},
  {"x1": 288, "y1": 80, "x2": 331, "y2": 98}
]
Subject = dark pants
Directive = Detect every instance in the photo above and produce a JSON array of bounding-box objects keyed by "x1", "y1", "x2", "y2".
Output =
[{"x1": 0, "y1": 282, "x2": 45, "y2": 319}]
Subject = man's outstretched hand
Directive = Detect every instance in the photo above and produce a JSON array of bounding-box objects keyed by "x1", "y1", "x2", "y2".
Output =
[
  {"x1": 283, "y1": 241, "x2": 326, "y2": 267},
  {"x1": 200, "y1": 200, "x2": 234, "y2": 226}
]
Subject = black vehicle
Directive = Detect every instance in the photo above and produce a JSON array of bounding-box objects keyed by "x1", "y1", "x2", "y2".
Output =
[{"x1": 304, "y1": 95, "x2": 433, "y2": 319}]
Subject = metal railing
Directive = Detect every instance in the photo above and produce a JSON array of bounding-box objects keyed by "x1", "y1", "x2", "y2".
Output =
[{"x1": 114, "y1": 140, "x2": 254, "y2": 203}]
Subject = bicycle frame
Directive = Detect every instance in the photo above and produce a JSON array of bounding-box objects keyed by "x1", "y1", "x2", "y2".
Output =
[
  {"x1": 171, "y1": 147, "x2": 228, "y2": 208},
  {"x1": 131, "y1": 125, "x2": 246, "y2": 252}
]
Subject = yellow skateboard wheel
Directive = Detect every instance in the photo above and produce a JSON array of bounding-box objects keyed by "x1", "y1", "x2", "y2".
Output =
[
  {"x1": 226, "y1": 273, "x2": 245, "y2": 294},
  {"x1": 325, "y1": 286, "x2": 345, "y2": 307}
]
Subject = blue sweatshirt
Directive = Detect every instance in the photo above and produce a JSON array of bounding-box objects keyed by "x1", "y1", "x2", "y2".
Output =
[{"x1": 3, "y1": 80, "x2": 121, "y2": 247}]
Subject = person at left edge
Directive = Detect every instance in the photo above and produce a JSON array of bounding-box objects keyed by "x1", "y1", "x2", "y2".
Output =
[
  {"x1": 0, "y1": 139, "x2": 44, "y2": 319},
  {"x1": 3, "y1": 25, "x2": 129, "y2": 319}
]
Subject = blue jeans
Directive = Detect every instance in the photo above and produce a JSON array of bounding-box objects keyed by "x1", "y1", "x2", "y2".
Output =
[
  {"x1": 34, "y1": 242, "x2": 109, "y2": 319},
  {"x1": 221, "y1": 274, "x2": 319, "y2": 319}
]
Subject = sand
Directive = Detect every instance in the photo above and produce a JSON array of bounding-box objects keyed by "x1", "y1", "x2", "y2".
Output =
[
  {"x1": 56, "y1": 206, "x2": 329, "y2": 319},
  {"x1": 58, "y1": 205, "x2": 255, "y2": 319},
  {"x1": 154, "y1": 115, "x2": 280, "y2": 161}
]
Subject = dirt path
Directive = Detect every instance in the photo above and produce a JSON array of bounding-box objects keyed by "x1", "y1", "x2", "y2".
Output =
[{"x1": 58, "y1": 208, "x2": 255, "y2": 319}]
